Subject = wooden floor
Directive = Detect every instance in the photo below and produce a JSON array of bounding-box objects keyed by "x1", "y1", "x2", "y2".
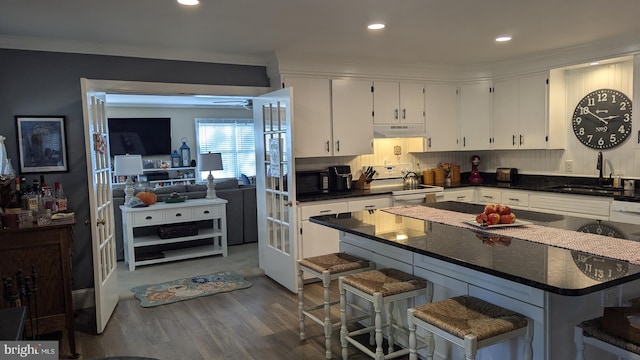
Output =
[{"x1": 62, "y1": 274, "x2": 410, "y2": 360}]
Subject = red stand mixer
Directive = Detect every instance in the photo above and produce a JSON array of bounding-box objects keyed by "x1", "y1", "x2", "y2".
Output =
[{"x1": 469, "y1": 155, "x2": 483, "y2": 184}]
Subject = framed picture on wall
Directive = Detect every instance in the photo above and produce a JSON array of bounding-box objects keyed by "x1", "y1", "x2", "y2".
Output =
[{"x1": 15, "y1": 115, "x2": 69, "y2": 173}]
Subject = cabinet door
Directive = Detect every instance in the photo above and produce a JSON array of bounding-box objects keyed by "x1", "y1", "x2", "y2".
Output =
[
  {"x1": 442, "y1": 188, "x2": 475, "y2": 202},
  {"x1": 492, "y1": 77, "x2": 520, "y2": 149},
  {"x1": 476, "y1": 188, "x2": 502, "y2": 204},
  {"x1": 373, "y1": 81, "x2": 399, "y2": 124},
  {"x1": 518, "y1": 72, "x2": 548, "y2": 149},
  {"x1": 332, "y1": 79, "x2": 374, "y2": 156},
  {"x1": 400, "y1": 82, "x2": 425, "y2": 124},
  {"x1": 459, "y1": 81, "x2": 492, "y2": 150},
  {"x1": 284, "y1": 76, "x2": 332, "y2": 158},
  {"x1": 425, "y1": 83, "x2": 459, "y2": 151}
]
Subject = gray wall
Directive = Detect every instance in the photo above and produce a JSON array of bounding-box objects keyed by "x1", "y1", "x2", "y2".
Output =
[{"x1": 0, "y1": 48, "x2": 270, "y2": 289}]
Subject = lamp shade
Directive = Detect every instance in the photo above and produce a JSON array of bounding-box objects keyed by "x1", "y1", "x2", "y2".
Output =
[
  {"x1": 199, "y1": 152, "x2": 223, "y2": 172},
  {"x1": 114, "y1": 154, "x2": 144, "y2": 176}
]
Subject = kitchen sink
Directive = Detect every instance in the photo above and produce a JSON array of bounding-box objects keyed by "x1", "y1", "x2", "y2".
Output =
[{"x1": 546, "y1": 184, "x2": 622, "y2": 195}]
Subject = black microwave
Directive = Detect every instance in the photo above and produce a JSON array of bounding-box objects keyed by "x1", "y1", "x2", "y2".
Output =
[{"x1": 296, "y1": 170, "x2": 330, "y2": 195}]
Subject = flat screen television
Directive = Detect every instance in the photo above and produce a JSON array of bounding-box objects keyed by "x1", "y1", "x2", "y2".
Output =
[{"x1": 108, "y1": 117, "x2": 172, "y2": 157}]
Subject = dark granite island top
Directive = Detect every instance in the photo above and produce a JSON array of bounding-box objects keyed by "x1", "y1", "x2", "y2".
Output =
[{"x1": 310, "y1": 201, "x2": 640, "y2": 296}]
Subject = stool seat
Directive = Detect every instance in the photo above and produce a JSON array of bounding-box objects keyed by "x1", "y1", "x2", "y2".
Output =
[
  {"x1": 342, "y1": 268, "x2": 428, "y2": 297},
  {"x1": 298, "y1": 253, "x2": 374, "y2": 359},
  {"x1": 575, "y1": 317, "x2": 640, "y2": 359},
  {"x1": 408, "y1": 296, "x2": 533, "y2": 360},
  {"x1": 300, "y1": 253, "x2": 371, "y2": 275},
  {"x1": 412, "y1": 296, "x2": 529, "y2": 341}
]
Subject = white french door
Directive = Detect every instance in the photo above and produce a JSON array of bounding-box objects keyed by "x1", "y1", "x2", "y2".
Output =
[
  {"x1": 80, "y1": 78, "x2": 118, "y2": 333},
  {"x1": 253, "y1": 88, "x2": 298, "y2": 292}
]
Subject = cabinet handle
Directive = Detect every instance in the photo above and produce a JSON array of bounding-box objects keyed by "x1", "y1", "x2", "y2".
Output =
[
  {"x1": 637, "y1": 130, "x2": 639, "y2": 144},
  {"x1": 175, "y1": 213, "x2": 182, "y2": 217},
  {"x1": 145, "y1": 216, "x2": 153, "y2": 220},
  {"x1": 512, "y1": 135, "x2": 516, "y2": 146},
  {"x1": 203, "y1": 210, "x2": 210, "y2": 214},
  {"x1": 508, "y1": 198, "x2": 520, "y2": 202},
  {"x1": 483, "y1": 195, "x2": 494, "y2": 199},
  {"x1": 456, "y1": 196, "x2": 466, "y2": 200},
  {"x1": 336, "y1": 140, "x2": 340, "y2": 152},
  {"x1": 463, "y1": 137, "x2": 466, "y2": 147},
  {"x1": 364, "y1": 205, "x2": 376, "y2": 209},
  {"x1": 402, "y1": 109, "x2": 406, "y2": 119},
  {"x1": 326, "y1": 140, "x2": 330, "y2": 152},
  {"x1": 394, "y1": 109, "x2": 399, "y2": 119},
  {"x1": 428, "y1": 137, "x2": 432, "y2": 148},
  {"x1": 319, "y1": 210, "x2": 332, "y2": 213},
  {"x1": 520, "y1": 134, "x2": 524, "y2": 145}
]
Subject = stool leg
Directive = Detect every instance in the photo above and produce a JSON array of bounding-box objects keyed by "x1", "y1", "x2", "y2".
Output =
[
  {"x1": 408, "y1": 309, "x2": 418, "y2": 360},
  {"x1": 339, "y1": 277, "x2": 348, "y2": 360},
  {"x1": 374, "y1": 292, "x2": 385, "y2": 360},
  {"x1": 426, "y1": 330, "x2": 434, "y2": 360},
  {"x1": 463, "y1": 334, "x2": 478, "y2": 360},
  {"x1": 322, "y1": 271, "x2": 332, "y2": 359},
  {"x1": 298, "y1": 267, "x2": 305, "y2": 341},
  {"x1": 369, "y1": 301, "x2": 375, "y2": 346},
  {"x1": 574, "y1": 325, "x2": 585, "y2": 360},
  {"x1": 523, "y1": 318, "x2": 534, "y2": 360},
  {"x1": 386, "y1": 301, "x2": 395, "y2": 353}
]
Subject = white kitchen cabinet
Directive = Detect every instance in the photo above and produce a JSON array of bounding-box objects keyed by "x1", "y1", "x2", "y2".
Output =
[
  {"x1": 442, "y1": 188, "x2": 475, "y2": 203},
  {"x1": 459, "y1": 81, "x2": 492, "y2": 150},
  {"x1": 425, "y1": 83, "x2": 459, "y2": 151},
  {"x1": 373, "y1": 81, "x2": 425, "y2": 126},
  {"x1": 299, "y1": 200, "x2": 349, "y2": 260},
  {"x1": 283, "y1": 76, "x2": 333, "y2": 158},
  {"x1": 501, "y1": 190, "x2": 529, "y2": 210},
  {"x1": 529, "y1": 192, "x2": 612, "y2": 220},
  {"x1": 492, "y1": 72, "x2": 548, "y2": 150},
  {"x1": 332, "y1": 78, "x2": 374, "y2": 156},
  {"x1": 348, "y1": 195, "x2": 392, "y2": 212},
  {"x1": 475, "y1": 187, "x2": 501, "y2": 204}
]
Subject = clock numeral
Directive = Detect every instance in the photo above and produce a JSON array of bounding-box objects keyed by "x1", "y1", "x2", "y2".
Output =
[
  {"x1": 624, "y1": 113, "x2": 631, "y2": 121},
  {"x1": 618, "y1": 125, "x2": 627, "y2": 134},
  {"x1": 597, "y1": 93, "x2": 608, "y2": 102},
  {"x1": 612, "y1": 94, "x2": 617, "y2": 103},
  {"x1": 587, "y1": 97, "x2": 595, "y2": 106},
  {"x1": 610, "y1": 134, "x2": 617, "y2": 143},
  {"x1": 586, "y1": 134, "x2": 593, "y2": 142},
  {"x1": 597, "y1": 137, "x2": 605, "y2": 146},
  {"x1": 575, "y1": 117, "x2": 582, "y2": 125},
  {"x1": 579, "y1": 106, "x2": 589, "y2": 115},
  {"x1": 595, "y1": 126, "x2": 607, "y2": 133},
  {"x1": 620, "y1": 102, "x2": 627, "y2": 111}
]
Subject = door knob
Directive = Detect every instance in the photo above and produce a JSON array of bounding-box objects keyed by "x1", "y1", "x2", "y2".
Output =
[
  {"x1": 96, "y1": 219, "x2": 106, "y2": 226},
  {"x1": 285, "y1": 201, "x2": 293, "y2": 207}
]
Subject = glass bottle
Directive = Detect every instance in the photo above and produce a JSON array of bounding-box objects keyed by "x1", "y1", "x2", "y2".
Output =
[
  {"x1": 54, "y1": 182, "x2": 68, "y2": 212},
  {"x1": 42, "y1": 187, "x2": 54, "y2": 211}
]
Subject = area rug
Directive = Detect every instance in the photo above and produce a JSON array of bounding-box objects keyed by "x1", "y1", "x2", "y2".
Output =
[{"x1": 131, "y1": 271, "x2": 252, "y2": 308}]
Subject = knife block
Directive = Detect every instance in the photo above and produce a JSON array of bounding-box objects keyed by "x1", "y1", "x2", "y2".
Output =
[{"x1": 354, "y1": 173, "x2": 370, "y2": 190}]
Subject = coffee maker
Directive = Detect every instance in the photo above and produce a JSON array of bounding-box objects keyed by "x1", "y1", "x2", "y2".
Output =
[{"x1": 328, "y1": 165, "x2": 352, "y2": 192}]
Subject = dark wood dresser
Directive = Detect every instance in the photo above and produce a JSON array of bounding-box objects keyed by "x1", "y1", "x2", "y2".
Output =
[{"x1": 0, "y1": 219, "x2": 77, "y2": 357}]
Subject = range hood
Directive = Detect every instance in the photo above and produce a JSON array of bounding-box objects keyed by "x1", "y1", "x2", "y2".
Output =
[{"x1": 373, "y1": 123, "x2": 426, "y2": 138}]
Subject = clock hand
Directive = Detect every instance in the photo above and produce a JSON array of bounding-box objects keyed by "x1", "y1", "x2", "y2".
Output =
[
  {"x1": 585, "y1": 108, "x2": 609, "y2": 125},
  {"x1": 600, "y1": 115, "x2": 619, "y2": 121}
]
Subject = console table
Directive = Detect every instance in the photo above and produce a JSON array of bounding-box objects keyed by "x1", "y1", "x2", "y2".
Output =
[
  {"x1": 121, "y1": 198, "x2": 228, "y2": 271},
  {"x1": 0, "y1": 219, "x2": 77, "y2": 357}
]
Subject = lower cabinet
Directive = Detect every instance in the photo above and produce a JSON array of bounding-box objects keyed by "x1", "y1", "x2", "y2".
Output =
[
  {"x1": 529, "y1": 192, "x2": 611, "y2": 220},
  {"x1": 442, "y1": 188, "x2": 475, "y2": 202}
]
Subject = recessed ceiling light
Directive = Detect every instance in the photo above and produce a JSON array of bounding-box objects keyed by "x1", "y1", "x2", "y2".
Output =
[
  {"x1": 495, "y1": 36, "x2": 512, "y2": 42},
  {"x1": 178, "y1": 0, "x2": 199, "y2": 5},
  {"x1": 368, "y1": 23, "x2": 385, "y2": 30}
]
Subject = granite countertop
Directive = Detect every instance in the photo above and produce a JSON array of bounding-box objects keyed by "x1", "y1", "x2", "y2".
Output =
[
  {"x1": 297, "y1": 172, "x2": 640, "y2": 203},
  {"x1": 309, "y1": 201, "x2": 640, "y2": 296}
]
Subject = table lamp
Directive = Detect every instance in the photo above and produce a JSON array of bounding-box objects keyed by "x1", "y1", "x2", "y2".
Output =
[
  {"x1": 114, "y1": 154, "x2": 144, "y2": 203},
  {"x1": 199, "y1": 152, "x2": 223, "y2": 199}
]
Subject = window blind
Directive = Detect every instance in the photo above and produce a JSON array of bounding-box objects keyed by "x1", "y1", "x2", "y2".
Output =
[{"x1": 196, "y1": 118, "x2": 255, "y2": 180}]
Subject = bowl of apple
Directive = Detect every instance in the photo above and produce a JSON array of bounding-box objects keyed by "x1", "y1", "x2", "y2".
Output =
[{"x1": 470, "y1": 203, "x2": 527, "y2": 228}]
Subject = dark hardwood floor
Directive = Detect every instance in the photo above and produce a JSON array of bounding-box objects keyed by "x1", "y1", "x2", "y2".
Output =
[{"x1": 63, "y1": 275, "x2": 409, "y2": 360}]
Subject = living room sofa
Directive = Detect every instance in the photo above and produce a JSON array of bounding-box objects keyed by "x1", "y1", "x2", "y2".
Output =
[{"x1": 112, "y1": 179, "x2": 257, "y2": 261}]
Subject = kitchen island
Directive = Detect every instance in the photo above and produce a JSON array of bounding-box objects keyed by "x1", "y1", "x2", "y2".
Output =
[{"x1": 310, "y1": 202, "x2": 640, "y2": 360}]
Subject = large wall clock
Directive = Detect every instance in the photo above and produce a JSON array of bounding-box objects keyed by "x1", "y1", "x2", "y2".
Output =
[{"x1": 572, "y1": 88, "x2": 632, "y2": 149}]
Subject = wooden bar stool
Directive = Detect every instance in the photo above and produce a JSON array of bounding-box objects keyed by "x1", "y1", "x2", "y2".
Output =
[
  {"x1": 408, "y1": 296, "x2": 533, "y2": 360},
  {"x1": 575, "y1": 316, "x2": 640, "y2": 360},
  {"x1": 298, "y1": 253, "x2": 374, "y2": 359},
  {"x1": 339, "y1": 268, "x2": 432, "y2": 360}
]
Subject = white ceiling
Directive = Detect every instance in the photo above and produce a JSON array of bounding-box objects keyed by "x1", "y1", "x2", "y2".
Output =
[{"x1": 2, "y1": 0, "x2": 640, "y2": 67}]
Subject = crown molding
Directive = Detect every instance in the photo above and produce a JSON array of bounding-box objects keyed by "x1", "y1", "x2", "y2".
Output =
[{"x1": 0, "y1": 35, "x2": 269, "y2": 66}]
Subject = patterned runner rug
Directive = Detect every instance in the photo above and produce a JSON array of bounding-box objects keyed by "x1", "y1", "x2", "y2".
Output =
[
  {"x1": 131, "y1": 270, "x2": 252, "y2": 307},
  {"x1": 383, "y1": 206, "x2": 640, "y2": 265}
]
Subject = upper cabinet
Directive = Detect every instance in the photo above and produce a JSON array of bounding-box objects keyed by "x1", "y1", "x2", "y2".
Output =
[
  {"x1": 492, "y1": 72, "x2": 548, "y2": 150},
  {"x1": 284, "y1": 77, "x2": 373, "y2": 158},
  {"x1": 425, "y1": 83, "x2": 459, "y2": 151},
  {"x1": 373, "y1": 81, "x2": 425, "y2": 125},
  {"x1": 332, "y1": 79, "x2": 374, "y2": 156},
  {"x1": 283, "y1": 76, "x2": 332, "y2": 158},
  {"x1": 459, "y1": 81, "x2": 492, "y2": 150}
]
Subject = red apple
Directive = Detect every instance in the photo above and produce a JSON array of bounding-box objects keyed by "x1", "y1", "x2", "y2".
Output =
[
  {"x1": 484, "y1": 203, "x2": 497, "y2": 215},
  {"x1": 500, "y1": 214, "x2": 513, "y2": 224},
  {"x1": 475, "y1": 213, "x2": 488, "y2": 224},
  {"x1": 497, "y1": 204, "x2": 511, "y2": 215},
  {"x1": 509, "y1": 213, "x2": 516, "y2": 223},
  {"x1": 486, "y1": 213, "x2": 501, "y2": 225}
]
